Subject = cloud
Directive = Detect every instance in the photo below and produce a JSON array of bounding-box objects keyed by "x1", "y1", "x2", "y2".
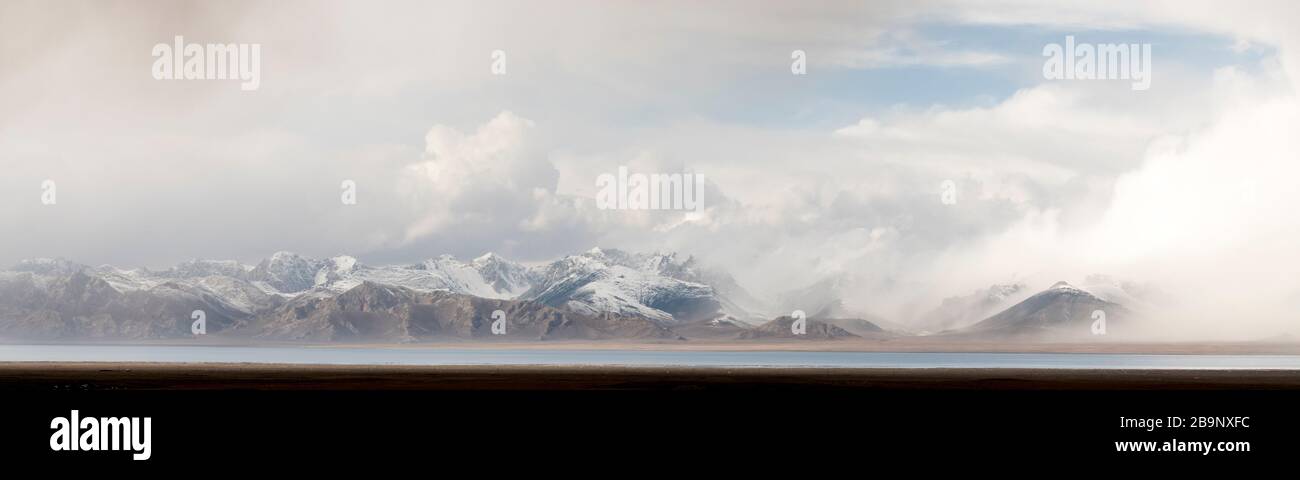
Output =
[
  {"x1": 401, "y1": 111, "x2": 555, "y2": 242},
  {"x1": 824, "y1": 30, "x2": 1014, "y2": 69},
  {"x1": 895, "y1": 61, "x2": 1300, "y2": 339},
  {"x1": 2, "y1": 0, "x2": 1299, "y2": 340}
]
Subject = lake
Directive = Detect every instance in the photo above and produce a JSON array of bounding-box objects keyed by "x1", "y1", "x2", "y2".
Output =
[{"x1": 2, "y1": 344, "x2": 1300, "y2": 369}]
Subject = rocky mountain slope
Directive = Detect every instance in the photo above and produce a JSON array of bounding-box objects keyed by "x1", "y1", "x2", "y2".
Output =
[
  {"x1": 958, "y1": 281, "x2": 1128, "y2": 338},
  {"x1": 522, "y1": 248, "x2": 743, "y2": 326},
  {"x1": 0, "y1": 254, "x2": 1143, "y2": 343},
  {"x1": 738, "y1": 315, "x2": 860, "y2": 340},
  {"x1": 251, "y1": 282, "x2": 676, "y2": 341},
  {"x1": 917, "y1": 283, "x2": 1028, "y2": 334},
  {"x1": 0, "y1": 249, "x2": 765, "y2": 341}
]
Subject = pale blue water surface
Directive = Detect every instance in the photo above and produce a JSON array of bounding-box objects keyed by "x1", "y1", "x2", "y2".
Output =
[{"x1": 2, "y1": 344, "x2": 1300, "y2": 369}]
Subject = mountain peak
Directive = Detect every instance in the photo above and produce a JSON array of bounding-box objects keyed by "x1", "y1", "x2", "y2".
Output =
[
  {"x1": 250, "y1": 252, "x2": 324, "y2": 293},
  {"x1": 961, "y1": 280, "x2": 1123, "y2": 338},
  {"x1": 1046, "y1": 281, "x2": 1092, "y2": 296},
  {"x1": 11, "y1": 257, "x2": 87, "y2": 276},
  {"x1": 326, "y1": 255, "x2": 358, "y2": 273},
  {"x1": 168, "y1": 258, "x2": 253, "y2": 279},
  {"x1": 268, "y1": 251, "x2": 306, "y2": 261}
]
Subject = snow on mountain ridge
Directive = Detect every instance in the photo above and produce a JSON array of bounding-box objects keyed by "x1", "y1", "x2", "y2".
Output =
[
  {"x1": 250, "y1": 251, "x2": 322, "y2": 293},
  {"x1": 522, "y1": 248, "x2": 729, "y2": 325},
  {"x1": 167, "y1": 259, "x2": 254, "y2": 279},
  {"x1": 10, "y1": 258, "x2": 87, "y2": 276},
  {"x1": 960, "y1": 280, "x2": 1129, "y2": 338},
  {"x1": 471, "y1": 252, "x2": 539, "y2": 298},
  {"x1": 6, "y1": 248, "x2": 757, "y2": 326}
]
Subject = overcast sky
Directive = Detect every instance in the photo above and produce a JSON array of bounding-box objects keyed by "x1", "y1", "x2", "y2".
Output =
[{"x1": 2, "y1": 0, "x2": 1297, "y2": 336}]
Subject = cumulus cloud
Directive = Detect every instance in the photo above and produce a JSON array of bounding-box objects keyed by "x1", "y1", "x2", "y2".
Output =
[
  {"x1": 402, "y1": 111, "x2": 555, "y2": 242},
  {"x1": 2, "y1": 0, "x2": 1299, "y2": 339}
]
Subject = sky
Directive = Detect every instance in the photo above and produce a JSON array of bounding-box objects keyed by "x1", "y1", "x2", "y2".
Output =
[{"x1": 1, "y1": 0, "x2": 1298, "y2": 337}]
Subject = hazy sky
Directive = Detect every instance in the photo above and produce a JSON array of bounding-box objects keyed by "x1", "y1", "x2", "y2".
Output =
[{"x1": 2, "y1": 0, "x2": 1298, "y2": 336}]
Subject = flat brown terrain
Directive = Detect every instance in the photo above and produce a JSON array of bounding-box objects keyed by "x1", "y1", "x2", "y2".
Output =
[
  {"x1": 2, "y1": 362, "x2": 1299, "y2": 391},
  {"x1": 322, "y1": 339, "x2": 1300, "y2": 354},
  {"x1": 9, "y1": 337, "x2": 1300, "y2": 354}
]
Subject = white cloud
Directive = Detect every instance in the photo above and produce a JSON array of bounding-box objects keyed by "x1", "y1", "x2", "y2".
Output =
[
  {"x1": 402, "y1": 111, "x2": 555, "y2": 242},
  {"x1": 3, "y1": 0, "x2": 1299, "y2": 339}
]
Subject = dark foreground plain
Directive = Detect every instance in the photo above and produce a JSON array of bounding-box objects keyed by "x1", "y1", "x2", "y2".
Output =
[
  {"x1": 2, "y1": 362, "x2": 1298, "y2": 469},
  {"x1": 3, "y1": 362, "x2": 1300, "y2": 391}
]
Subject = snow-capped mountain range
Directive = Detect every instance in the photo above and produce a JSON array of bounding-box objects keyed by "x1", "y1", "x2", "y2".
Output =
[
  {"x1": 246, "y1": 251, "x2": 537, "y2": 300},
  {"x1": 0, "y1": 248, "x2": 765, "y2": 339},
  {"x1": 0, "y1": 251, "x2": 1153, "y2": 341}
]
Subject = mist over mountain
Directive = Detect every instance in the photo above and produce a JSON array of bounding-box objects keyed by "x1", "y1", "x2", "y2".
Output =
[
  {"x1": 769, "y1": 275, "x2": 913, "y2": 335},
  {"x1": 738, "y1": 315, "x2": 860, "y2": 340},
  {"x1": 3, "y1": 1, "x2": 1299, "y2": 347},
  {"x1": 917, "y1": 283, "x2": 1028, "y2": 334},
  {"x1": 0, "y1": 251, "x2": 1192, "y2": 343},
  {"x1": 957, "y1": 281, "x2": 1129, "y2": 339}
]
